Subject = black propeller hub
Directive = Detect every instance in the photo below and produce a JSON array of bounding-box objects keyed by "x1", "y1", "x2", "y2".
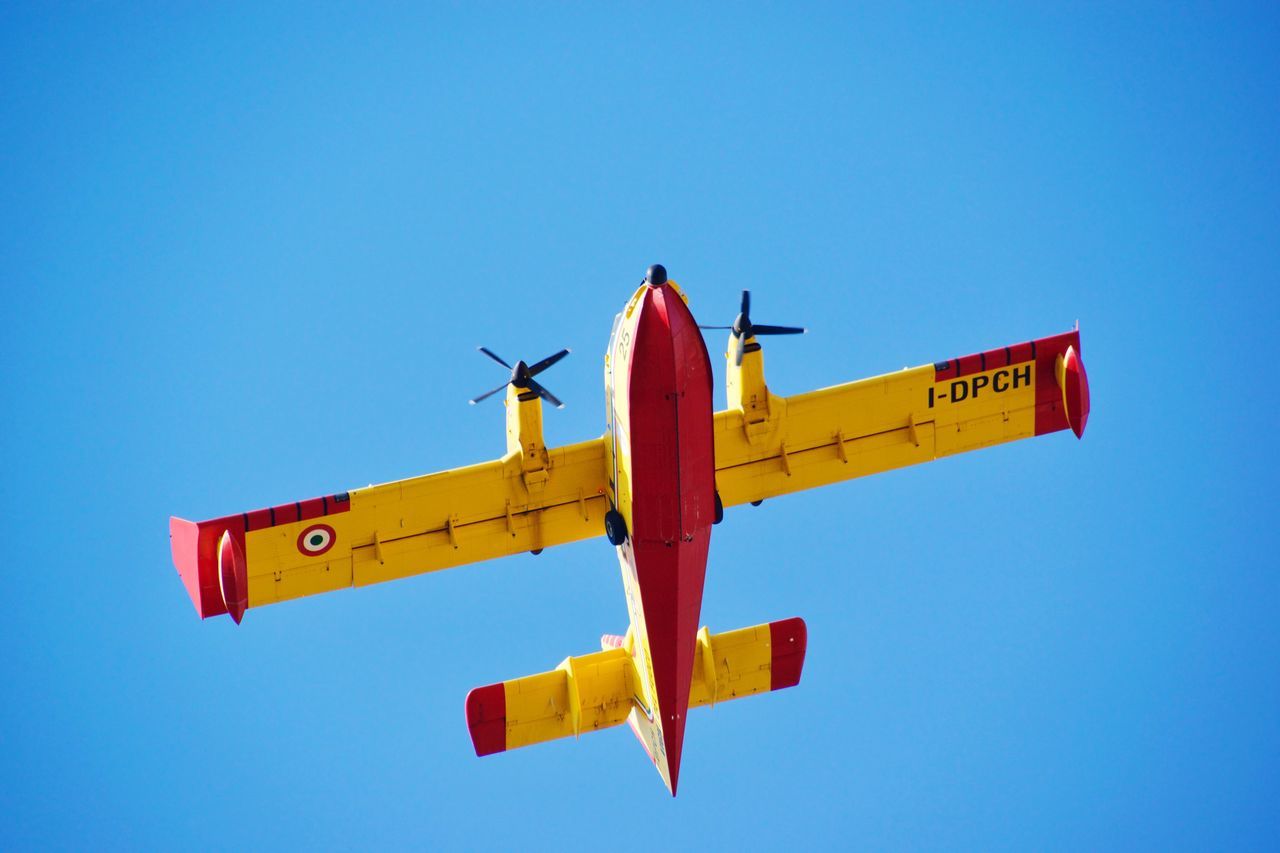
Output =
[
  {"x1": 471, "y1": 347, "x2": 570, "y2": 409},
  {"x1": 698, "y1": 289, "x2": 806, "y2": 366}
]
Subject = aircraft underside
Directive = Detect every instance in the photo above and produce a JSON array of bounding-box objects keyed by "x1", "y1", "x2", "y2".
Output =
[{"x1": 172, "y1": 262, "x2": 1088, "y2": 795}]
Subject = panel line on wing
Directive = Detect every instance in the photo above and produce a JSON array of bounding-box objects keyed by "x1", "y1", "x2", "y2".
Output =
[{"x1": 359, "y1": 493, "x2": 609, "y2": 548}]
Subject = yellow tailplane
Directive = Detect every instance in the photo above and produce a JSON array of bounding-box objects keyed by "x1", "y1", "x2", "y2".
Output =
[{"x1": 465, "y1": 617, "x2": 806, "y2": 756}]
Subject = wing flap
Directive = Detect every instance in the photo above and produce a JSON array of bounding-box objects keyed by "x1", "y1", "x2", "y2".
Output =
[{"x1": 715, "y1": 411, "x2": 937, "y2": 507}]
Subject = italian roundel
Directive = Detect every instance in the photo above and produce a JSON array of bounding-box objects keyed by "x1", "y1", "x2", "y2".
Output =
[{"x1": 297, "y1": 523, "x2": 337, "y2": 557}]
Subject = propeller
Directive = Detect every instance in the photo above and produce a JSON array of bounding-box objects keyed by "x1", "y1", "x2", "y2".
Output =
[
  {"x1": 469, "y1": 346, "x2": 570, "y2": 408},
  {"x1": 699, "y1": 290, "x2": 806, "y2": 366}
]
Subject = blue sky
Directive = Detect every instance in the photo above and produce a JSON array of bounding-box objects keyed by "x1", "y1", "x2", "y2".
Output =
[{"x1": 2, "y1": 3, "x2": 1277, "y2": 849}]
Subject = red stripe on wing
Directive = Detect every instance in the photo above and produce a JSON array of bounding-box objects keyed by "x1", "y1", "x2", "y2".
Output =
[
  {"x1": 931, "y1": 330, "x2": 1086, "y2": 438},
  {"x1": 935, "y1": 340, "x2": 1035, "y2": 382}
]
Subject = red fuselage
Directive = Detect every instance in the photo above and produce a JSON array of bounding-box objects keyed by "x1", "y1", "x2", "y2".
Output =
[{"x1": 609, "y1": 282, "x2": 717, "y2": 793}]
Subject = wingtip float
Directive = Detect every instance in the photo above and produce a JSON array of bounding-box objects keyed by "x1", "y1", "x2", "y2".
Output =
[
  {"x1": 169, "y1": 264, "x2": 1090, "y2": 793},
  {"x1": 1058, "y1": 344, "x2": 1090, "y2": 438},
  {"x1": 168, "y1": 491, "x2": 352, "y2": 622}
]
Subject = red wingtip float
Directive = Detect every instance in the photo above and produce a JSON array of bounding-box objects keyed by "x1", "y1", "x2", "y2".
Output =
[
  {"x1": 217, "y1": 531, "x2": 248, "y2": 624},
  {"x1": 1056, "y1": 344, "x2": 1090, "y2": 438},
  {"x1": 169, "y1": 263, "x2": 1089, "y2": 793}
]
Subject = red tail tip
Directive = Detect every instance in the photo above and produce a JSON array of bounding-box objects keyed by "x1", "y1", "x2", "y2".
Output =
[
  {"x1": 769, "y1": 617, "x2": 808, "y2": 690},
  {"x1": 465, "y1": 684, "x2": 507, "y2": 756}
]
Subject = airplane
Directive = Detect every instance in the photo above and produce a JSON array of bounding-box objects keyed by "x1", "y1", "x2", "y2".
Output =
[{"x1": 169, "y1": 264, "x2": 1090, "y2": 795}]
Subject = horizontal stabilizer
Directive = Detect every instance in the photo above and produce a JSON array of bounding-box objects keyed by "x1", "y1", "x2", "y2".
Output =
[
  {"x1": 466, "y1": 646, "x2": 634, "y2": 756},
  {"x1": 464, "y1": 617, "x2": 806, "y2": 757},
  {"x1": 689, "y1": 616, "x2": 806, "y2": 708}
]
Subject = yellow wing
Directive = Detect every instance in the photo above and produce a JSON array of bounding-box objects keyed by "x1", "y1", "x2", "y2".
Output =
[
  {"x1": 714, "y1": 329, "x2": 1090, "y2": 508},
  {"x1": 170, "y1": 431, "x2": 608, "y2": 621}
]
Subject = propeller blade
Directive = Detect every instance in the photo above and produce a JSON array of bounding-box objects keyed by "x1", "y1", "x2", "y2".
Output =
[
  {"x1": 478, "y1": 347, "x2": 512, "y2": 369},
  {"x1": 528, "y1": 348, "x2": 570, "y2": 376},
  {"x1": 471, "y1": 344, "x2": 571, "y2": 407},
  {"x1": 706, "y1": 289, "x2": 804, "y2": 363},
  {"x1": 469, "y1": 382, "x2": 510, "y2": 405},
  {"x1": 527, "y1": 378, "x2": 564, "y2": 409}
]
